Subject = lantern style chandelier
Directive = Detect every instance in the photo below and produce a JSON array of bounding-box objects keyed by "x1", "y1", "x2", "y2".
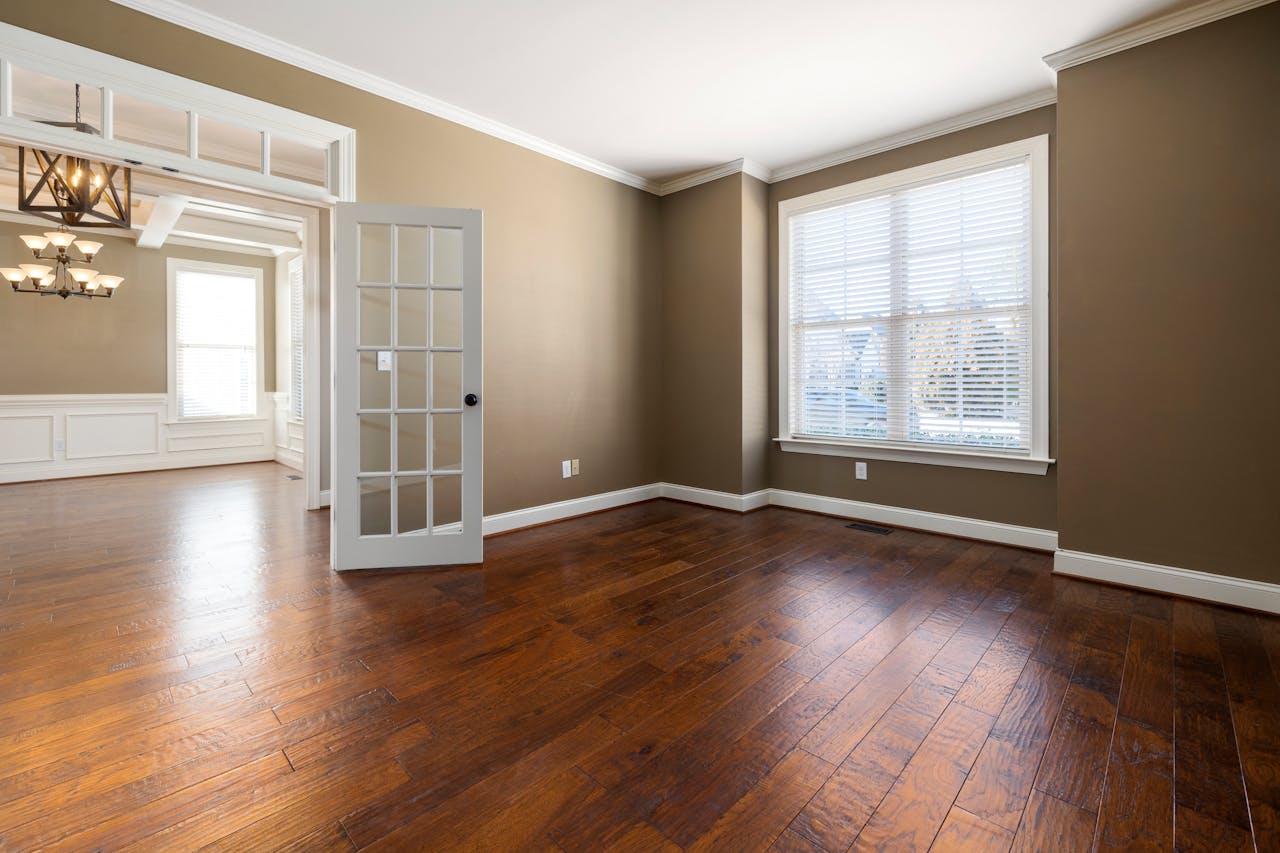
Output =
[
  {"x1": 17, "y1": 84, "x2": 131, "y2": 229},
  {"x1": 7, "y1": 83, "x2": 129, "y2": 299},
  {"x1": 2, "y1": 227, "x2": 123, "y2": 299}
]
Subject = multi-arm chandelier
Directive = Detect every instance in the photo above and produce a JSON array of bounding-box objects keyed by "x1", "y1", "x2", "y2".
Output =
[
  {"x1": 2, "y1": 228, "x2": 123, "y2": 299},
  {"x1": 7, "y1": 83, "x2": 129, "y2": 300}
]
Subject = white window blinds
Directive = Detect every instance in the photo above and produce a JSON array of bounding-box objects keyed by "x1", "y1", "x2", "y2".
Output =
[
  {"x1": 289, "y1": 257, "x2": 304, "y2": 421},
  {"x1": 788, "y1": 156, "x2": 1036, "y2": 454},
  {"x1": 174, "y1": 268, "x2": 258, "y2": 419}
]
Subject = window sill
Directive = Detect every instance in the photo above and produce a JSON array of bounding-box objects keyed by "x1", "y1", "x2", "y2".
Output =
[
  {"x1": 166, "y1": 414, "x2": 268, "y2": 427},
  {"x1": 775, "y1": 437, "x2": 1054, "y2": 475}
]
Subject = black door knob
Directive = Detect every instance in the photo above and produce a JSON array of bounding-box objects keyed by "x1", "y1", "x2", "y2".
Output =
[{"x1": 464, "y1": 393, "x2": 479, "y2": 407}]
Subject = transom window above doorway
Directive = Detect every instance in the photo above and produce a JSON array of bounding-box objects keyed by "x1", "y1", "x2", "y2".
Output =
[{"x1": 0, "y1": 22, "x2": 355, "y2": 203}]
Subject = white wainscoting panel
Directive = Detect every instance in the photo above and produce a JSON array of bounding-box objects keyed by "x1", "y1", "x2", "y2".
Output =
[
  {"x1": 0, "y1": 394, "x2": 274, "y2": 483},
  {"x1": 0, "y1": 414, "x2": 54, "y2": 464},
  {"x1": 66, "y1": 412, "x2": 160, "y2": 459}
]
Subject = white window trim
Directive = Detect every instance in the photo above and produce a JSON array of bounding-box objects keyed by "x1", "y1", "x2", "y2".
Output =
[
  {"x1": 167, "y1": 257, "x2": 267, "y2": 424},
  {"x1": 776, "y1": 135, "x2": 1053, "y2": 476}
]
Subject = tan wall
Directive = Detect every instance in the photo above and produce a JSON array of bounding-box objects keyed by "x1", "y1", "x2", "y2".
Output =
[
  {"x1": 660, "y1": 174, "x2": 744, "y2": 493},
  {"x1": 767, "y1": 106, "x2": 1060, "y2": 530},
  {"x1": 1, "y1": 1, "x2": 663, "y2": 515},
  {"x1": 1055, "y1": 3, "x2": 1280, "y2": 583},
  {"x1": 741, "y1": 175, "x2": 770, "y2": 494},
  {"x1": 0, "y1": 219, "x2": 275, "y2": 394}
]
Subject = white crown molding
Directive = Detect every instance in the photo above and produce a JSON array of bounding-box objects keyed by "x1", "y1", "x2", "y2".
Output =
[
  {"x1": 1055, "y1": 549, "x2": 1280, "y2": 615},
  {"x1": 656, "y1": 157, "x2": 774, "y2": 197},
  {"x1": 768, "y1": 89, "x2": 1058, "y2": 185},
  {"x1": 1044, "y1": 0, "x2": 1276, "y2": 71},
  {"x1": 106, "y1": 0, "x2": 660, "y2": 194}
]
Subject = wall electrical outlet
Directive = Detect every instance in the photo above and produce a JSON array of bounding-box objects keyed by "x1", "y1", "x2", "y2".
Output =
[
  {"x1": 561, "y1": 460, "x2": 572, "y2": 478},
  {"x1": 855, "y1": 461, "x2": 868, "y2": 480},
  {"x1": 55, "y1": 438, "x2": 65, "y2": 452},
  {"x1": 571, "y1": 459, "x2": 580, "y2": 476}
]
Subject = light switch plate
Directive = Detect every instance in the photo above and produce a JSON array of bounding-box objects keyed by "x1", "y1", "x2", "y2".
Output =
[
  {"x1": 377, "y1": 351, "x2": 392, "y2": 372},
  {"x1": 855, "y1": 461, "x2": 868, "y2": 480},
  {"x1": 561, "y1": 460, "x2": 572, "y2": 478}
]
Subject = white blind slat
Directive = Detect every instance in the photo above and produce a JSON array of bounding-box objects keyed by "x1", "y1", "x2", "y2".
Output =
[
  {"x1": 788, "y1": 157, "x2": 1034, "y2": 453},
  {"x1": 289, "y1": 258, "x2": 304, "y2": 421}
]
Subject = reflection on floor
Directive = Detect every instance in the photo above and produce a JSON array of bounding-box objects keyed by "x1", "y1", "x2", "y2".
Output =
[{"x1": 1, "y1": 461, "x2": 1277, "y2": 849}]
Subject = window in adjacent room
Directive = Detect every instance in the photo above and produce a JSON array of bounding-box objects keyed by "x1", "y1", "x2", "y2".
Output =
[
  {"x1": 288, "y1": 255, "x2": 305, "y2": 421},
  {"x1": 778, "y1": 136, "x2": 1050, "y2": 473},
  {"x1": 168, "y1": 259, "x2": 264, "y2": 420}
]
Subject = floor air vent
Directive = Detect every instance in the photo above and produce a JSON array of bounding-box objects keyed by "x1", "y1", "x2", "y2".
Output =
[
  {"x1": 285, "y1": 474, "x2": 303, "y2": 480},
  {"x1": 847, "y1": 521, "x2": 894, "y2": 535}
]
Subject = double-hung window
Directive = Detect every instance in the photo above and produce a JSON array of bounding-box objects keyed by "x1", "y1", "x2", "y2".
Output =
[
  {"x1": 168, "y1": 259, "x2": 265, "y2": 420},
  {"x1": 778, "y1": 136, "x2": 1051, "y2": 474}
]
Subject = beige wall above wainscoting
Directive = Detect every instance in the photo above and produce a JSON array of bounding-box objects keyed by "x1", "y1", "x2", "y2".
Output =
[{"x1": 0, "y1": 220, "x2": 275, "y2": 396}]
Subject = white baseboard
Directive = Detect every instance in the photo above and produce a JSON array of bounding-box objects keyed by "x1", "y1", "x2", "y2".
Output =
[
  {"x1": 483, "y1": 483, "x2": 663, "y2": 536},
  {"x1": 660, "y1": 483, "x2": 771, "y2": 512},
  {"x1": 767, "y1": 488, "x2": 1058, "y2": 551},
  {"x1": 319, "y1": 489, "x2": 331, "y2": 508},
  {"x1": 1054, "y1": 549, "x2": 1280, "y2": 615},
  {"x1": 274, "y1": 447, "x2": 304, "y2": 471}
]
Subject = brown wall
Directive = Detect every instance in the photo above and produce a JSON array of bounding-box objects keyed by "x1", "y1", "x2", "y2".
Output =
[
  {"x1": 767, "y1": 106, "x2": 1060, "y2": 530},
  {"x1": 660, "y1": 174, "x2": 744, "y2": 493},
  {"x1": 1055, "y1": 3, "x2": 1280, "y2": 583},
  {"x1": 0, "y1": 219, "x2": 275, "y2": 394},
  {"x1": 741, "y1": 175, "x2": 770, "y2": 494},
  {"x1": 1, "y1": 0, "x2": 664, "y2": 515}
]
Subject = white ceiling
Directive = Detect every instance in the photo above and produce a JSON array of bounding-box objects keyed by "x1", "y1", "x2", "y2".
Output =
[{"x1": 117, "y1": 0, "x2": 1199, "y2": 185}]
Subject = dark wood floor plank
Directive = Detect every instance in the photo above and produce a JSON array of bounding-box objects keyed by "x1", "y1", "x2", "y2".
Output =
[
  {"x1": 1213, "y1": 608, "x2": 1280, "y2": 850},
  {"x1": 2, "y1": 463, "x2": 1276, "y2": 851},
  {"x1": 1172, "y1": 601, "x2": 1253, "y2": 844}
]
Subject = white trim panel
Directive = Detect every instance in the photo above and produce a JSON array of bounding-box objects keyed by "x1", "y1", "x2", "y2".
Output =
[
  {"x1": 777, "y1": 438, "x2": 1054, "y2": 475},
  {"x1": 0, "y1": 393, "x2": 273, "y2": 483},
  {"x1": 1043, "y1": 0, "x2": 1275, "y2": 71},
  {"x1": 1055, "y1": 549, "x2": 1280, "y2": 615}
]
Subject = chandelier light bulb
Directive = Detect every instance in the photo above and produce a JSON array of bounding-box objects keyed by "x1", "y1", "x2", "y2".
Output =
[
  {"x1": 84, "y1": 277, "x2": 100, "y2": 292},
  {"x1": 74, "y1": 240, "x2": 103, "y2": 260},
  {"x1": 68, "y1": 267, "x2": 98, "y2": 284},
  {"x1": 96, "y1": 274, "x2": 123, "y2": 290},
  {"x1": 20, "y1": 264, "x2": 52, "y2": 280},
  {"x1": 39, "y1": 276, "x2": 56, "y2": 289},
  {"x1": 45, "y1": 230, "x2": 76, "y2": 249},
  {"x1": 20, "y1": 234, "x2": 50, "y2": 253},
  {"x1": 0, "y1": 268, "x2": 26, "y2": 283}
]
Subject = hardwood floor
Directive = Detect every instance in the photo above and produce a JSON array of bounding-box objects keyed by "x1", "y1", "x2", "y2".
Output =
[{"x1": 1, "y1": 462, "x2": 1277, "y2": 851}]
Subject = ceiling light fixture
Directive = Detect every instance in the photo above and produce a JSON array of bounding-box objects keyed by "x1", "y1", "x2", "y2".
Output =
[
  {"x1": 2, "y1": 226, "x2": 124, "y2": 299},
  {"x1": 17, "y1": 83, "x2": 131, "y2": 229}
]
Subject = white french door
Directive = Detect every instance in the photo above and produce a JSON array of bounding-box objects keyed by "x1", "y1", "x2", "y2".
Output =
[{"x1": 332, "y1": 204, "x2": 483, "y2": 571}]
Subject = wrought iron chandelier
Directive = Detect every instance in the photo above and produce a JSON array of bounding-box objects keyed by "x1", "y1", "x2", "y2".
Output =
[
  {"x1": 17, "y1": 84, "x2": 131, "y2": 229},
  {"x1": 2, "y1": 227, "x2": 123, "y2": 299},
  {"x1": 6, "y1": 83, "x2": 129, "y2": 299}
]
